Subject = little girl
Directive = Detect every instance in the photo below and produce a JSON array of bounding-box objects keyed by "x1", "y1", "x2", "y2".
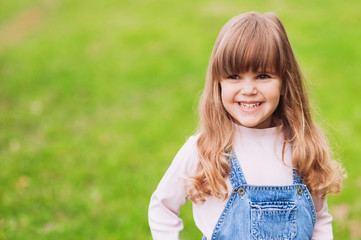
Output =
[{"x1": 148, "y1": 12, "x2": 344, "y2": 239}]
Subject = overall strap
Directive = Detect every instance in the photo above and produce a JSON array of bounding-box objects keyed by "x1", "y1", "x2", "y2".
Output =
[
  {"x1": 292, "y1": 169, "x2": 304, "y2": 184},
  {"x1": 229, "y1": 153, "x2": 248, "y2": 188}
]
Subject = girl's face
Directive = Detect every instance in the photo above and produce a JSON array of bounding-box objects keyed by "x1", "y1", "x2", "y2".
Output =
[{"x1": 220, "y1": 71, "x2": 282, "y2": 129}]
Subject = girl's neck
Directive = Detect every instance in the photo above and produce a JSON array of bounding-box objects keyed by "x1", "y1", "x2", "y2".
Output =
[{"x1": 234, "y1": 123, "x2": 283, "y2": 140}]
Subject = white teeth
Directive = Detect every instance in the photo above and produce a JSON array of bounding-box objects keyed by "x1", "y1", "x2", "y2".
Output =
[{"x1": 238, "y1": 102, "x2": 261, "y2": 108}]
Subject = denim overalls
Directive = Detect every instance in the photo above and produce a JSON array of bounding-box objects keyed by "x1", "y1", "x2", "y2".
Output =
[{"x1": 203, "y1": 154, "x2": 316, "y2": 240}]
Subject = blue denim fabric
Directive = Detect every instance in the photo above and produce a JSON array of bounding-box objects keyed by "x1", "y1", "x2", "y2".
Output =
[{"x1": 204, "y1": 154, "x2": 316, "y2": 240}]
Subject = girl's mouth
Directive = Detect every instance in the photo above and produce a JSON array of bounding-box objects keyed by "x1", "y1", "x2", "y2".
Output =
[{"x1": 238, "y1": 102, "x2": 262, "y2": 109}]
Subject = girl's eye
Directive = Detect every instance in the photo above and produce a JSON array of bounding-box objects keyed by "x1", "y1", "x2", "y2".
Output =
[
  {"x1": 257, "y1": 74, "x2": 271, "y2": 79},
  {"x1": 227, "y1": 75, "x2": 240, "y2": 79}
]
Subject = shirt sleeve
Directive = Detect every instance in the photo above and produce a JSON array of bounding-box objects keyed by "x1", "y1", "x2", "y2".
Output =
[
  {"x1": 312, "y1": 195, "x2": 333, "y2": 240},
  {"x1": 148, "y1": 135, "x2": 199, "y2": 240}
]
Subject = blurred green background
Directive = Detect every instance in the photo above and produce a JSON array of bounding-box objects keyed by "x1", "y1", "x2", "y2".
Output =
[{"x1": 1, "y1": 0, "x2": 360, "y2": 239}]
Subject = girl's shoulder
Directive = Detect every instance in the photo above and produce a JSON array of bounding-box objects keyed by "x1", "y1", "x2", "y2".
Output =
[
  {"x1": 169, "y1": 134, "x2": 200, "y2": 176},
  {"x1": 175, "y1": 133, "x2": 200, "y2": 160},
  {"x1": 183, "y1": 133, "x2": 200, "y2": 149}
]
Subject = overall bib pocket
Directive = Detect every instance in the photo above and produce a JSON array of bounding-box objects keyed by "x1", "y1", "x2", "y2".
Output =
[{"x1": 251, "y1": 201, "x2": 297, "y2": 240}]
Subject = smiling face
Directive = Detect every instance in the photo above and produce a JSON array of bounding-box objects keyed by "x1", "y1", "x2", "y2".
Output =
[
  {"x1": 207, "y1": 12, "x2": 298, "y2": 130},
  {"x1": 220, "y1": 71, "x2": 282, "y2": 129}
]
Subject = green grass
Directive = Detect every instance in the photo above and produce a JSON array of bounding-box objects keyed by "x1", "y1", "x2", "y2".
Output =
[{"x1": 1, "y1": 0, "x2": 360, "y2": 239}]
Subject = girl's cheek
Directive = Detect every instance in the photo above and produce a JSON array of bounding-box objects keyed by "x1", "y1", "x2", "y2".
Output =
[{"x1": 221, "y1": 87, "x2": 233, "y2": 100}]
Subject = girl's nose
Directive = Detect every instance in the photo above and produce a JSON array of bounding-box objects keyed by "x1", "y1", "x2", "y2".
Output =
[{"x1": 240, "y1": 81, "x2": 257, "y2": 95}]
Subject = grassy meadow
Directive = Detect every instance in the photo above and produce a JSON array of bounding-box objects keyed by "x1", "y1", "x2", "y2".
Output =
[{"x1": 1, "y1": 0, "x2": 361, "y2": 239}]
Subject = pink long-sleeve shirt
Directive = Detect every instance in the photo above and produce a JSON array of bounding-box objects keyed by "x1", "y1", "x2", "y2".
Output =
[{"x1": 149, "y1": 125, "x2": 333, "y2": 239}]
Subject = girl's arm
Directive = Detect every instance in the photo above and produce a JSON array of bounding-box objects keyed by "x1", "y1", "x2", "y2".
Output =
[
  {"x1": 148, "y1": 135, "x2": 199, "y2": 240},
  {"x1": 312, "y1": 196, "x2": 333, "y2": 240}
]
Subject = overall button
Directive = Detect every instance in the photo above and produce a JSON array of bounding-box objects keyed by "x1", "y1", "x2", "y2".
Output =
[
  {"x1": 297, "y1": 186, "x2": 303, "y2": 195},
  {"x1": 237, "y1": 187, "x2": 245, "y2": 196}
]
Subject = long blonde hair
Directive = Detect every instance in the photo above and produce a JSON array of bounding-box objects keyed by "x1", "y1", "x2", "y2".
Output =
[{"x1": 187, "y1": 12, "x2": 344, "y2": 203}]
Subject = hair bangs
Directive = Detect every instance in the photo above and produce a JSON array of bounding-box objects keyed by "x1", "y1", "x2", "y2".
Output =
[{"x1": 213, "y1": 17, "x2": 286, "y2": 80}]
